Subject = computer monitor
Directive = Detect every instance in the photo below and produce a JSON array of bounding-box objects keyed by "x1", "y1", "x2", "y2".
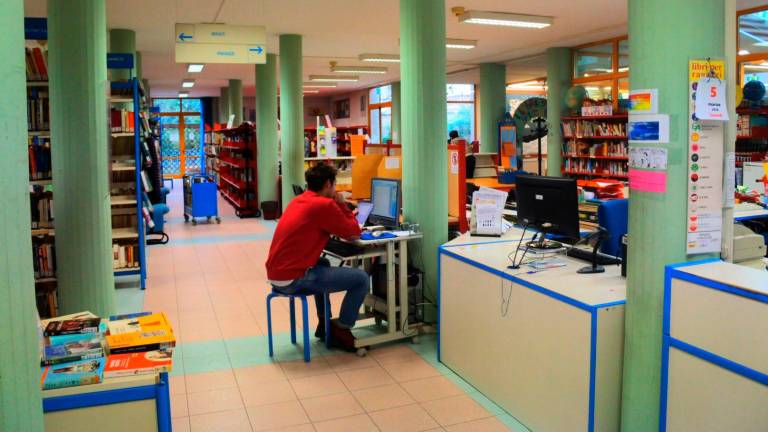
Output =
[
  {"x1": 515, "y1": 174, "x2": 580, "y2": 248},
  {"x1": 355, "y1": 201, "x2": 374, "y2": 226},
  {"x1": 369, "y1": 177, "x2": 401, "y2": 228}
]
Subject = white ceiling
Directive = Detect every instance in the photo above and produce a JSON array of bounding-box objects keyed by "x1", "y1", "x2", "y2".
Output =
[{"x1": 23, "y1": 0, "x2": 766, "y2": 98}]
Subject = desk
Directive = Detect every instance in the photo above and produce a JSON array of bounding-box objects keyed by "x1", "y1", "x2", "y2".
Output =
[
  {"x1": 661, "y1": 261, "x2": 768, "y2": 431},
  {"x1": 439, "y1": 230, "x2": 626, "y2": 432},
  {"x1": 467, "y1": 177, "x2": 515, "y2": 193},
  {"x1": 43, "y1": 372, "x2": 171, "y2": 432},
  {"x1": 324, "y1": 232, "x2": 424, "y2": 352}
]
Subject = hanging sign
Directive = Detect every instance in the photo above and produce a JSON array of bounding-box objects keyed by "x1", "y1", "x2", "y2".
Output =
[
  {"x1": 694, "y1": 78, "x2": 729, "y2": 121},
  {"x1": 175, "y1": 23, "x2": 266, "y2": 64},
  {"x1": 686, "y1": 59, "x2": 725, "y2": 255}
]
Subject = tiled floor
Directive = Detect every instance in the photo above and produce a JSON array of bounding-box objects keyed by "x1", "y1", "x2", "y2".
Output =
[{"x1": 141, "y1": 182, "x2": 528, "y2": 432}]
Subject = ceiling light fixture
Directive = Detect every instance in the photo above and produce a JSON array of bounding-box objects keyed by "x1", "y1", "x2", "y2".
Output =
[
  {"x1": 452, "y1": 7, "x2": 552, "y2": 29},
  {"x1": 178, "y1": 91, "x2": 189, "y2": 98},
  {"x1": 182, "y1": 79, "x2": 195, "y2": 88},
  {"x1": 187, "y1": 64, "x2": 205, "y2": 73},
  {"x1": 618, "y1": 67, "x2": 629, "y2": 72},
  {"x1": 303, "y1": 90, "x2": 320, "y2": 94},
  {"x1": 359, "y1": 53, "x2": 401, "y2": 63},
  {"x1": 303, "y1": 82, "x2": 337, "y2": 88},
  {"x1": 745, "y1": 64, "x2": 768, "y2": 70},
  {"x1": 738, "y1": 49, "x2": 750, "y2": 55},
  {"x1": 446, "y1": 38, "x2": 477, "y2": 49},
  {"x1": 309, "y1": 74, "x2": 359, "y2": 82},
  {"x1": 329, "y1": 61, "x2": 387, "y2": 74}
]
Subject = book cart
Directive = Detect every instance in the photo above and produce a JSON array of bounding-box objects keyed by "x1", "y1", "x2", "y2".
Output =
[{"x1": 216, "y1": 123, "x2": 261, "y2": 218}]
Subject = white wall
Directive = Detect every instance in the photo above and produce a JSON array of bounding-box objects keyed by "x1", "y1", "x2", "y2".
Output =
[{"x1": 329, "y1": 89, "x2": 369, "y2": 128}]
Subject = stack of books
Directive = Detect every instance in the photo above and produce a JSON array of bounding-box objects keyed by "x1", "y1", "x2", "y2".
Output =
[
  {"x1": 32, "y1": 243, "x2": 55, "y2": 278},
  {"x1": 28, "y1": 136, "x2": 52, "y2": 179},
  {"x1": 38, "y1": 311, "x2": 175, "y2": 390},
  {"x1": 110, "y1": 109, "x2": 135, "y2": 133},
  {"x1": 25, "y1": 46, "x2": 48, "y2": 81},
  {"x1": 112, "y1": 244, "x2": 140, "y2": 270},
  {"x1": 27, "y1": 88, "x2": 50, "y2": 131},
  {"x1": 30, "y1": 193, "x2": 54, "y2": 229}
]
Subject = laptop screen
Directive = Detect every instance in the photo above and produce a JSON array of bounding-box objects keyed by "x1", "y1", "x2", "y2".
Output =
[{"x1": 356, "y1": 201, "x2": 374, "y2": 226}]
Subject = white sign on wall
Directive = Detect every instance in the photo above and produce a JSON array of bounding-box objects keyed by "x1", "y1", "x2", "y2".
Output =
[{"x1": 175, "y1": 23, "x2": 266, "y2": 64}]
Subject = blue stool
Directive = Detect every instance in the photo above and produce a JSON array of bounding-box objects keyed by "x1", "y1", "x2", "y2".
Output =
[{"x1": 266, "y1": 290, "x2": 331, "y2": 362}]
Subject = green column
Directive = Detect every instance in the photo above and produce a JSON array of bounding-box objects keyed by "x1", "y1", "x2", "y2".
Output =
[
  {"x1": 545, "y1": 47, "x2": 571, "y2": 177},
  {"x1": 391, "y1": 81, "x2": 401, "y2": 143},
  {"x1": 279, "y1": 34, "x2": 304, "y2": 210},
  {"x1": 0, "y1": 1, "x2": 44, "y2": 430},
  {"x1": 256, "y1": 54, "x2": 279, "y2": 203},
  {"x1": 49, "y1": 0, "x2": 115, "y2": 316},
  {"x1": 219, "y1": 86, "x2": 230, "y2": 125},
  {"x1": 109, "y1": 28, "x2": 135, "y2": 80},
  {"x1": 478, "y1": 63, "x2": 506, "y2": 152},
  {"x1": 722, "y1": 0, "x2": 737, "y2": 260},
  {"x1": 135, "y1": 51, "x2": 143, "y2": 82},
  {"x1": 621, "y1": 1, "x2": 725, "y2": 430},
  {"x1": 400, "y1": 0, "x2": 447, "y2": 312},
  {"x1": 228, "y1": 79, "x2": 243, "y2": 125}
]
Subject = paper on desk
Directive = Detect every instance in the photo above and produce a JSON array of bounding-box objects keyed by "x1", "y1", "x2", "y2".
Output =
[
  {"x1": 475, "y1": 202, "x2": 502, "y2": 236},
  {"x1": 474, "y1": 187, "x2": 507, "y2": 210}
]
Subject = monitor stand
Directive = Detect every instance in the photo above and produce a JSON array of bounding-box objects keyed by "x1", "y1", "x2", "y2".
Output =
[
  {"x1": 577, "y1": 229, "x2": 608, "y2": 274},
  {"x1": 525, "y1": 223, "x2": 563, "y2": 250}
]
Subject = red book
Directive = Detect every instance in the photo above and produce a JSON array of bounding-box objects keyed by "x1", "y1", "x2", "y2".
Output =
[
  {"x1": 104, "y1": 351, "x2": 173, "y2": 378},
  {"x1": 32, "y1": 48, "x2": 48, "y2": 81},
  {"x1": 110, "y1": 109, "x2": 122, "y2": 133}
]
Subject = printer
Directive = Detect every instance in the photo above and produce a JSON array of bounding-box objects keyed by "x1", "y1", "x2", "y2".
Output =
[{"x1": 733, "y1": 224, "x2": 767, "y2": 263}]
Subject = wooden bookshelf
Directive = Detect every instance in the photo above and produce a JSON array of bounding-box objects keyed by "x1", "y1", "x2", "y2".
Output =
[
  {"x1": 215, "y1": 123, "x2": 260, "y2": 218},
  {"x1": 561, "y1": 114, "x2": 629, "y2": 181}
]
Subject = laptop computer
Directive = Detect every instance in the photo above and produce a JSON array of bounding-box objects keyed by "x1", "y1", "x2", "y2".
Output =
[{"x1": 356, "y1": 201, "x2": 374, "y2": 228}]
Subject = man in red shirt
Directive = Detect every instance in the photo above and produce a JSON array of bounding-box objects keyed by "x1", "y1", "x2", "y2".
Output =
[{"x1": 265, "y1": 164, "x2": 368, "y2": 351}]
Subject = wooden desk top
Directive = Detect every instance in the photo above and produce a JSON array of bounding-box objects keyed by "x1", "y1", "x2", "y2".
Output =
[{"x1": 467, "y1": 177, "x2": 515, "y2": 192}]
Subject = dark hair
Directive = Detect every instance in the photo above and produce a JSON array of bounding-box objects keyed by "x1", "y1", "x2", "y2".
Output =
[
  {"x1": 305, "y1": 164, "x2": 337, "y2": 192},
  {"x1": 449, "y1": 130, "x2": 460, "y2": 139}
]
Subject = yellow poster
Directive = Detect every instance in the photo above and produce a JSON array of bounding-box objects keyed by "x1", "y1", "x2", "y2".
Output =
[{"x1": 689, "y1": 60, "x2": 725, "y2": 81}]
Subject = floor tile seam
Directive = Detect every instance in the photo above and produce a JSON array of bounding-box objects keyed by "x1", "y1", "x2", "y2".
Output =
[
  {"x1": 416, "y1": 397, "x2": 495, "y2": 428},
  {"x1": 238, "y1": 378, "x2": 301, "y2": 411},
  {"x1": 185, "y1": 384, "x2": 249, "y2": 418},
  {"x1": 311, "y1": 411, "x2": 382, "y2": 430},
  {"x1": 333, "y1": 369, "x2": 399, "y2": 395}
]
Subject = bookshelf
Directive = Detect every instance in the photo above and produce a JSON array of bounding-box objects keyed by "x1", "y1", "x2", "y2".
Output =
[
  {"x1": 216, "y1": 123, "x2": 261, "y2": 218},
  {"x1": 561, "y1": 114, "x2": 629, "y2": 180},
  {"x1": 204, "y1": 128, "x2": 221, "y2": 184},
  {"x1": 108, "y1": 76, "x2": 147, "y2": 288},
  {"x1": 304, "y1": 125, "x2": 368, "y2": 157},
  {"x1": 735, "y1": 107, "x2": 768, "y2": 168}
]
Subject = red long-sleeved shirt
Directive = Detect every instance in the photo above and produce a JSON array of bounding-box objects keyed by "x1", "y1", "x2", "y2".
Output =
[{"x1": 266, "y1": 191, "x2": 361, "y2": 281}]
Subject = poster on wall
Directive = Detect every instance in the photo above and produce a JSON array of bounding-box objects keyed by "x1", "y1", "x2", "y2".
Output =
[
  {"x1": 629, "y1": 89, "x2": 658, "y2": 114},
  {"x1": 628, "y1": 114, "x2": 670, "y2": 143},
  {"x1": 686, "y1": 59, "x2": 725, "y2": 255}
]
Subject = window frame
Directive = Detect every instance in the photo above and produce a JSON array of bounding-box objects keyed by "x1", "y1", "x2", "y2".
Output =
[
  {"x1": 446, "y1": 84, "x2": 477, "y2": 141},
  {"x1": 571, "y1": 36, "x2": 629, "y2": 111},
  {"x1": 737, "y1": 5, "x2": 768, "y2": 85}
]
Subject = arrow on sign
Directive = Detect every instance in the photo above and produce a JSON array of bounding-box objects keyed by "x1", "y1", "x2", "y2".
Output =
[
  {"x1": 249, "y1": 46, "x2": 264, "y2": 54},
  {"x1": 178, "y1": 32, "x2": 193, "y2": 42}
]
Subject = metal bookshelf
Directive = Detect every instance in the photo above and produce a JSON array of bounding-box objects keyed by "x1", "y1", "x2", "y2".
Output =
[{"x1": 109, "y1": 76, "x2": 147, "y2": 288}]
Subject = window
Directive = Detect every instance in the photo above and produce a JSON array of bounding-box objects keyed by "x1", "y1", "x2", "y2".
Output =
[
  {"x1": 572, "y1": 37, "x2": 629, "y2": 112},
  {"x1": 447, "y1": 84, "x2": 475, "y2": 140},
  {"x1": 574, "y1": 42, "x2": 614, "y2": 78},
  {"x1": 739, "y1": 8, "x2": 768, "y2": 56},
  {"x1": 368, "y1": 85, "x2": 392, "y2": 144}
]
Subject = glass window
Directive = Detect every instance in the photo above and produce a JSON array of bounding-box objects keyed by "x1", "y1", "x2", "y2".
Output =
[
  {"x1": 381, "y1": 106, "x2": 392, "y2": 143},
  {"x1": 574, "y1": 43, "x2": 614, "y2": 78},
  {"x1": 739, "y1": 9, "x2": 768, "y2": 56},
  {"x1": 618, "y1": 78, "x2": 630, "y2": 112},
  {"x1": 447, "y1": 103, "x2": 474, "y2": 141},
  {"x1": 583, "y1": 80, "x2": 614, "y2": 102},
  {"x1": 369, "y1": 85, "x2": 392, "y2": 105},
  {"x1": 369, "y1": 87, "x2": 380, "y2": 105},
  {"x1": 506, "y1": 93, "x2": 536, "y2": 115},
  {"x1": 618, "y1": 39, "x2": 629, "y2": 72},
  {"x1": 447, "y1": 84, "x2": 474, "y2": 102},
  {"x1": 182, "y1": 99, "x2": 202, "y2": 112},
  {"x1": 154, "y1": 98, "x2": 181, "y2": 113},
  {"x1": 370, "y1": 108, "x2": 381, "y2": 144}
]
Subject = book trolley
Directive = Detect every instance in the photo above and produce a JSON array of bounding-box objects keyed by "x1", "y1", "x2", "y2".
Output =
[{"x1": 216, "y1": 123, "x2": 261, "y2": 218}]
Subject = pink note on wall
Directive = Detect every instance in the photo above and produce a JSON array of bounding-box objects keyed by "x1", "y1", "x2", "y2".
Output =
[{"x1": 629, "y1": 169, "x2": 667, "y2": 193}]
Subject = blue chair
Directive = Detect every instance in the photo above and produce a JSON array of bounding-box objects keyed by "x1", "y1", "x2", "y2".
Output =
[
  {"x1": 266, "y1": 290, "x2": 331, "y2": 362},
  {"x1": 597, "y1": 199, "x2": 628, "y2": 257}
]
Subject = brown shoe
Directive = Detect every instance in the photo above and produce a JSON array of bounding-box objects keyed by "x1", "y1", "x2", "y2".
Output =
[{"x1": 329, "y1": 324, "x2": 356, "y2": 352}]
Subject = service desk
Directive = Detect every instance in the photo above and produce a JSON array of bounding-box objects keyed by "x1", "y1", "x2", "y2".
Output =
[
  {"x1": 438, "y1": 232, "x2": 626, "y2": 432},
  {"x1": 661, "y1": 261, "x2": 768, "y2": 432}
]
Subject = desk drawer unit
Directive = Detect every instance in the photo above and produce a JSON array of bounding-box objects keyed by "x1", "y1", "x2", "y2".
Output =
[
  {"x1": 439, "y1": 246, "x2": 625, "y2": 432},
  {"x1": 661, "y1": 261, "x2": 768, "y2": 432}
]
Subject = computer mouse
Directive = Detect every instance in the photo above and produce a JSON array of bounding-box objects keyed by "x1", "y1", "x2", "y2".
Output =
[{"x1": 371, "y1": 231, "x2": 382, "y2": 238}]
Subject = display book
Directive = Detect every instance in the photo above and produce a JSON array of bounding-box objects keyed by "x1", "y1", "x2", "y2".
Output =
[
  {"x1": 561, "y1": 114, "x2": 629, "y2": 180},
  {"x1": 38, "y1": 311, "x2": 175, "y2": 390}
]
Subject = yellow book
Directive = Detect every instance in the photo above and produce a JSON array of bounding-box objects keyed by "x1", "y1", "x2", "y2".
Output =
[{"x1": 106, "y1": 312, "x2": 176, "y2": 354}]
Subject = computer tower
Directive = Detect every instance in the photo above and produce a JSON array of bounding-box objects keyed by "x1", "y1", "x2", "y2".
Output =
[{"x1": 371, "y1": 263, "x2": 423, "y2": 324}]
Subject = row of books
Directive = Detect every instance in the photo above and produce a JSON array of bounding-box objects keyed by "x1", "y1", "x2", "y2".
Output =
[
  {"x1": 26, "y1": 46, "x2": 48, "y2": 81},
  {"x1": 562, "y1": 120, "x2": 626, "y2": 138},
  {"x1": 27, "y1": 88, "x2": 50, "y2": 131},
  {"x1": 29, "y1": 136, "x2": 52, "y2": 179},
  {"x1": 31, "y1": 193, "x2": 54, "y2": 229},
  {"x1": 112, "y1": 244, "x2": 140, "y2": 270},
  {"x1": 563, "y1": 140, "x2": 628, "y2": 158},
  {"x1": 737, "y1": 114, "x2": 751, "y2": 137},
  {"x1": 33, "y1": 243, "x2": 56, "y2": 279},
  {"x1": 39, "y1": 312, "x2": 175, "y2": 390},
  {"x1": 563, "y1": 159, "x2": 629, "y2": 176},
  {"x1": 110, "y1": 109, "x2": 135, "y2": 133}
]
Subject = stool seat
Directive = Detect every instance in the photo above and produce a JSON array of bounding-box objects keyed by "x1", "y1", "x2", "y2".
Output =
[{"x1": 266, "y1": 289, "x2": 331, "y2": 363}]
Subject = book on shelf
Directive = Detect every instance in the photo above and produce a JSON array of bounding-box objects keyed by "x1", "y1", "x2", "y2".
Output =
[
  {"x1": 110, "y1": 109, "x2": 135, "y2": 133},
  {"x1": 737, "y1": 114, "x2": 751, "y2": 136},
  {"x1": 25, "y1": 46, "x2": 48, "y2": 81},
  {"x1": 112, "y1": 244, "x2": 139, "y2": 270},
  {"x1": 40, "y1": 357, "x2": 105, "y2": 390},
  {"x1": 28, "y1": 136, "x2": 52, "y2": 179},
  {"x1": 41, "y1": 312, "x2": 108, "y2": 345},
  {"x1": 563, "y1": 158, "x2": 628, "y2": 176},
  {"x1": 43, "y1": 335, "x2": 105, "y2": 366},
  {"x1": 562, "y1": 120, "x2": 626, "y2": 137},
  {"x1": 32, "y1": 243, "x2": 56, "y2": 278},
  {"x1": 563, "y1": 139, "x2": 628, "y2": 158},
  {"x1": 44, "y1": 317, "x2": 101, "y2": 337},
  {"x1": 104, "y1": 350, "x2": 173, "y2": 378},
  {"x1": 105, "y1": 312, "x2": 176, "y2": 354},
  {"x1": 30, "y1": 194, "x2": 54, "y2": 229},
  {"x1": 27, "y1": 87, "x2": 50, "y2": 131},
  {"x1": 140, "y1": 170, "x2": 153, "y2": 192}
]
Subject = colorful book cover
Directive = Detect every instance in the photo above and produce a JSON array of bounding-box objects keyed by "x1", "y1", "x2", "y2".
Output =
[
  {"x1": 44, "y1": 318, "x2": 101, "y2": 337},
  {"x1": 43, "y1": 336, "x2": 104, "y2": 366},
  {"x1": 104, "y1": 350, "x2": 173, "y2": 378},
  {"x1": 109, "y1": 311, "x2": 152, "y2": 321},
  {"x1": 106, "y1": 312, "x2": 175, "y2": 354},
  {"x1": 40, "y1": 358, "x2": 105, "y2": 390}
]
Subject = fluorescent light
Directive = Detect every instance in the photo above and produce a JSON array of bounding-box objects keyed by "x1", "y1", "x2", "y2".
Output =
[
  {"x1": 446, "y1": 38, "x2": 477, "y2": 49},
  {"x1": 331, "y1": 65, "x2": 387, "y2": 74},
  {"x1": 506, "y1": 80, "x2": 546, "y2": 91},
  {"x1": 458, "y1": 10, "x2": 552, "y2": 29},
  {"x1": 303, "y1": 82, "x2": 337, "y2": 88},
  {"x1": 359, "y1": 53, "x2": 400, "y2": 63},
  {"x1": 618, "y1": 67, "x2": 629, "y2": 72},
  {"x1": 187, "y1": 64, "x2": 204, "y2": 73},
  {"x1": 182, "y1": 79, "x2": 195, "y2": 88},
  {"x1": 739, "y1": 49, "x2": 750, "y2": 55},
  {"x1": 303, "y1": 90, "x2": 320, "y2": 94},
  {"x1": 178, "y1": 91, "x2": 189, "y2": 98},
  {"x1": 744, "y1": 64, "x2": 768, "y2": 71},
  {"x1": 309, "y1": 75, "x2": 359, "y2": 82}
]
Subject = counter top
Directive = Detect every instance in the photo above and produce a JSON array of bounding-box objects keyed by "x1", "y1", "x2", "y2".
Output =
[{"x1": 675, "y1": 261, "x2": 768, "y2": 297}]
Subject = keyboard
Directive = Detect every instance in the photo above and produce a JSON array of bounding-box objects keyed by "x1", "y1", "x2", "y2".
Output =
[
  {"x1": 566, "y1": 247, "x2": 622, "y2": 266},
  {"x1": 323, "y1": 238, "x2": 365, "y2": 258}
]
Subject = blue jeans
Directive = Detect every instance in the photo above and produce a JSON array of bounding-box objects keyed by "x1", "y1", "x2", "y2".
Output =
[{"x1": 273, "y1": 258, "x2": 369, "y2": 328}]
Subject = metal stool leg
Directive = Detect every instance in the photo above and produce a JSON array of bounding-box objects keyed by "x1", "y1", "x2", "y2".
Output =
[
  {"x1": 266, "y1": 293, "x2": 275, "y2": 357},
  {"x1": 324, "y1": 293, "x2": 332, "y2": 349},
  {"x1": 289, "y1": 297, "x2": 297, "y2": 344},
  {"x1": 300, "y1": 296, "x2": 310, "y2": 362}
]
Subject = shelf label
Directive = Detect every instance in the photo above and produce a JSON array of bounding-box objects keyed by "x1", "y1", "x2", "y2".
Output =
[{"x1": 175, "y1": 23, "x2": 266, "y2": 64}]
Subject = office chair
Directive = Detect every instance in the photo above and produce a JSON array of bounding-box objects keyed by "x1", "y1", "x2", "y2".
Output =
[{"x1": 597, "y1": 199, "x2": 628, "y2": 257}]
